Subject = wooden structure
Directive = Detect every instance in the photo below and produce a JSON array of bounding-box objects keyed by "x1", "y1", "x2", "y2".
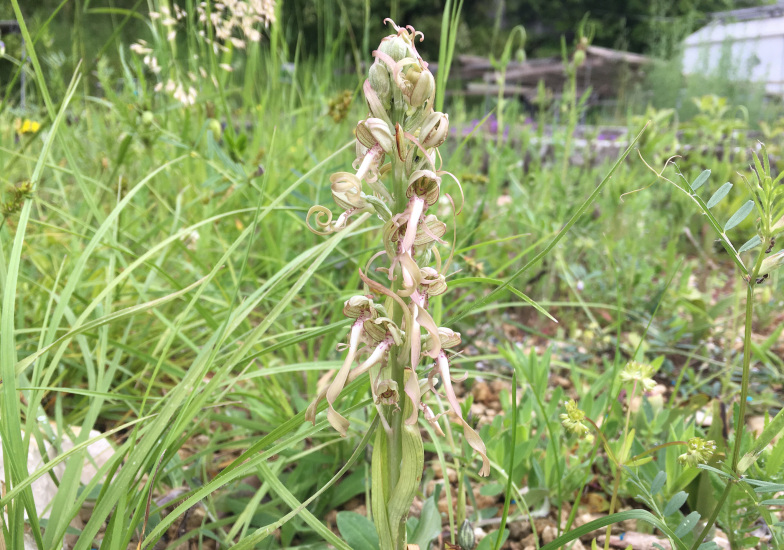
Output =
[{"x1": 439, "y1": 46, "x2": 652, "y2": 104}]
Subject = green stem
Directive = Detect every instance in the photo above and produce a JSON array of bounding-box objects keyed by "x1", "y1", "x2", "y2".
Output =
[
  {"x1": 689, "y1": 480, "x2": 733, "y2": 550},
  {"x1": 384, "y1": 152, "x2": 409, "y2": 550},
  {"x1": 604, "y1": 381, "x2": 636, "y2": 550},
  {"x1": 627, "y1": 441, "x2": 686, "y2": 464},
  {"x1": 732, "y1": 282, "x2": 755, "y2": 471},
  {"x1": 494, "y1": 371, "x2": 517, "y2": 550},
  {"x1": 691, "y1": 247, "x2": 764, "y2": 548}
]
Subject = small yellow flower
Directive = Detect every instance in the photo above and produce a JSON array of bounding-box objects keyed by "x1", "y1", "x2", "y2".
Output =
[
  {"x1": 678, "y1": 437, "x2": 716, "y2": 467},
  {"x1": 15, "y1": 118, "x2": 41, "y2": 135},
  {"x1": 560, "y1": 399, "x2": 592, "y2": 440},
  {"x1": 620, "y1": 360, "x2": 657, "y2": 391}
]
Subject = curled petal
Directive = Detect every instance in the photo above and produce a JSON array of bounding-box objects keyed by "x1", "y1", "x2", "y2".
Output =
[
  {"x1": 306, "y1": 205, "x2": 341, "y2": 235},
  {"x1": 438, "y1": 170, "x2": 465, "y2": 215},
  {"x1": 330, "y1": 172, "x2": 367, "y2": 210},
  {"x1": 325, "y1": 321, "x2": 364, "y2": 436},
  {"x1": 438, "y1": 352, "x2": 490, "y2": 476},
  {"x1": 416, "y1": 307, "x2": 441, "y2": 359},
  {"x1": 421, "y1": 403, "x2": 445, "y2": 437}
]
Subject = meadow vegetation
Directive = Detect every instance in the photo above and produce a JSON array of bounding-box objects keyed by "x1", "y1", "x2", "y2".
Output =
[{"x1": 1, "y1": 1, "x2": 783, "y2": 549}]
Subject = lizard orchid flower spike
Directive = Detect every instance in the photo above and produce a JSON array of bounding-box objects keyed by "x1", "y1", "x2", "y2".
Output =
[{"x1": 305, "y1": 19, "x2": 489, "y2": 549}]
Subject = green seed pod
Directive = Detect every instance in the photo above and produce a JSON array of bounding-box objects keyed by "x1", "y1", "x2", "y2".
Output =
[{"x1": 458, "y1": 519, "x2": 475, "y2": 550}]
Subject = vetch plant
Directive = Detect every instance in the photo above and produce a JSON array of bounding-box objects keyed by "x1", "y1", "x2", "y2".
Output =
[{"x1": 305, "y1": 20, "x2": 489, "y2": 549}]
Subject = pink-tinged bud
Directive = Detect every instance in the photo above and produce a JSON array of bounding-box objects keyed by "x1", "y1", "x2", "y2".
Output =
[
  {"x1": 378, "y1": 32, "x2": 410, "y2": 62},
  {"x1": 363, "y1": 80, "x2": 391, "y2": 124},
  {"x1": 420, "y1": 111, "x2": 449, "y2": 148},
  {"x1": 368, "y1": 61, "x2": 391, "y2": 105}
]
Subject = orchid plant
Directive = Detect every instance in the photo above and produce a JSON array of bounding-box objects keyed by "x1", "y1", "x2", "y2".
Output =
[{"x1": 305, "y1": 20, "x2": 489, "y2": 549}]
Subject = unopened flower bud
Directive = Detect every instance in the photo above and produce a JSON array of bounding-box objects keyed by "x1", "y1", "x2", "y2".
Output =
[
  {"x1": 572, "y1": 49, "x2": 586, "y2": 68},
  {"x1": 408, "y1": 66, "x2": 434, "y2": 108},
  {"x1": 759, "y1": 249, "x2": 784, "y2": 277},
  {"x1": 368, "y1": 61, "x2": 392, "y2": 104},
  {"x1": 378, "y1": 33, "x2": 410, "y2": 62},
  {"x1": 457, "y1": 520, "x2": 475, "y2": 550}
]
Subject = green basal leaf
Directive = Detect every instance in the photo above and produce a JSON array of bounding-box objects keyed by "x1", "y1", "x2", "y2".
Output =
[{"x1": 337, "y1": 511, "x2": 381, "y2": 550}]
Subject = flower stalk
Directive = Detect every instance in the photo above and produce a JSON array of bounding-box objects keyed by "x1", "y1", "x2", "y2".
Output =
[{"x1": 305, "y1": 20, "x2": 489, "y2": 549}]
